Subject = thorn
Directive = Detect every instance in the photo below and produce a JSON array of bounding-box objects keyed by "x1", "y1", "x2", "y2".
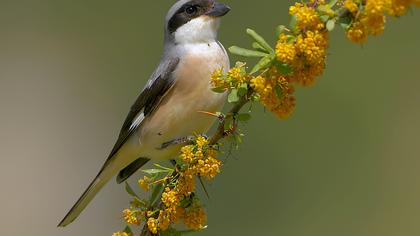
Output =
[
  {"x1": 198, "y1": 176, "x2": 210, "y2": 199},
  {"x1": 197, "y1": 111, "x2": 219, "y2": 117}
]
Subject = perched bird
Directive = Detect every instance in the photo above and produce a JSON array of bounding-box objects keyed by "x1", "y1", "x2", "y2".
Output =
[{"x1": 58, "y1": 0, "x2": 230, "y2": 227}]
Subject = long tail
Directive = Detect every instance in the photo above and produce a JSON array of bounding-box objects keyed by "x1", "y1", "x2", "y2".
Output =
[{"x1": 57, "y1": 166, "x2": 114, "y2": 227}]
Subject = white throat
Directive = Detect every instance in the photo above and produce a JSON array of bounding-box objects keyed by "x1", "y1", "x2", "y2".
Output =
[{"x1": 173, "y1": 16, "x2": 220, "y2": 45}]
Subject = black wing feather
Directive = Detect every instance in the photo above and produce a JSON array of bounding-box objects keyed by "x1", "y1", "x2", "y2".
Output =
[{"x1": 106, "y1": 58, "x2": 180, "y2": 162}]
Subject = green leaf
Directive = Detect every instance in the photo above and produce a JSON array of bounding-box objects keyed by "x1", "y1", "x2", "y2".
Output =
[
  {"x1": 275, "y1": 63, "x2": 292, "y2": 76},
  {"x1": 228, "y1": 89, "x2": 239, "y2": 103},
  {"x1": 237, "y1": 113, "x2": 252, "y2": 122},
  {"x1": 179, "y1": 196, "x2": 193, "y2": 208},
  {"x1": 275, "y1": 84, "x2": 284, "y2": 98},
  {"x1": 338, "y1": 14, "x2": 352, "y2": 30},
  {"x1": 154, "y1": 164, "x2": 174, "y2": 171},
  {"x1": 246, "y1": 29, "x2": 274, "y2": 53},
  {"x1": 276, "y1": 25, "x2": 287, "y2": 37},
  {"x1": 252, "y1": 42, "x2": 267, "y2": 52},
  {"x1": 318, "y1": 5, "x2": 335, "y2": 16},
  {"x1": 141, "y1": 169, "x2": 171, "y2": 175},
  {"x1": 131, "y1": 197, "x2": 147, "y2": 208},
  {"x1": 319, "y1": 15, "x2": 330, "y2": 23},
  {"x1": 149, "y1": 183, "x2": 164, "y2": 206},
  {"x1": 289, "y1": 15, "x2": 297, "y2": 31},
  {"x1": 328, "y1": 0, "x2": 339, "y2": 7},
  {"x1": 228, "y1": 46, "x2": 268, "y2": 57},
  {"x1": 237, "y1": 83, "x2": 248, "y2": 97},
  {"x1": 326, "y1": 20, "x2": 336, "y2": 31},
  {"x1": 125, "y1": 182, "x2": 139, "y2": 198},
  {"x1": 251, "y1": 55, "x2": 274, "y2": 74},
  {"x1": 123, "y1": 226, "x2": 133, "y2": 235},
  {"x1": 212, "y1": 87, "x2": 226, "y2": 93}
]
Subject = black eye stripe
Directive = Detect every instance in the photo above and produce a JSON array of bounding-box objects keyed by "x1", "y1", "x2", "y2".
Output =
[{"x1": 167, "y1": 0, "x2": 214, "y2": 34}]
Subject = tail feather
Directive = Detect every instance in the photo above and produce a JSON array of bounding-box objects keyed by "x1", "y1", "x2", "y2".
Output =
[{"x1": 58, "y1": 169, "x2": 112, "y2": 227}]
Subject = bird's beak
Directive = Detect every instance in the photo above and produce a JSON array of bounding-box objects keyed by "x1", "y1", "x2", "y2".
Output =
[{"x1": 206, "y1": 2, "x2": 231, "y2": 17}]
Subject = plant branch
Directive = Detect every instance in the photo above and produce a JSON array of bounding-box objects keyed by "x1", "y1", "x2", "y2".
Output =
[{"x1": 209, "y1": 89, "x2": 254, "y2": 145}]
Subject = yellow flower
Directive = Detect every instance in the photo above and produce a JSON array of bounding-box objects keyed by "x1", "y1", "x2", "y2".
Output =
[
  {"x1": 388, "y1": 0, "x2": 411, "y2": 16},
  {"x1": 122, "y1": 209, "x2": 140, "y2": 225},
  {"x1": 227, "y1": 66, "x2": 249, "y2": 85},
  {"x1": 112, "y1": 232, "x2": 130, "y2": 236},
  {"x1": 196, "y1": 136, "x2": 209, "y2": 148},
  {"x1": 183, "y1": 206, "x2": 207, "y2": 230},
  {"x1": 346, "y1": 21, "x2": 368, "y2": 44},
  {"x1": 361, "y1": 13, "x2": 386, "y2": 36},
  {"x1": 295, "y1": 31, "x2": 328, "y2": 65},
  {"x1": 276, "y1": 34, "x2": 296, "y2": 64},
  {"x1": 210, "y1": 69, "x2": 226, "y2": 88},
  {"x1": 180, "y1": 145, "x2": 194, "y2": 163},
  {"x1": 362, "y1": 0, "x2": 388, "y2": 35},
  {"x1": 157, "y1": 209, "x2": 172, "y2": 231},
  {"x1": 227, "y1": 67, "x2": 242, "y2": 80},
  {"x1": 289, "y1": 3, "x2": 321, "y2": 30},
  {"x1": 161, "y1": 188, "x2": 180, "y2": 208},
  {"x1": 177, "y1": 171, "x2": 195, "y2": 194},
  {"x1": 251, "y1": 75, "x2": 296, "y2": 118},
  {"x1": 147, "y1": 217, "x2": 159, "y2": 234},
  {"x1": 138, "y1": 176, "x2": 150, "y2": 192},
  {"x1": 195, "y1": 156, "x2": 222, "y2": 179},
  {"x1": 344, "y1": 0, "x2": 359, "y2": 14}
]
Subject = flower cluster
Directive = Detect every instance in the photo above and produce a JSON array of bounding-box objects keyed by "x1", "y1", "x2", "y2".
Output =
[
  {"x1": 250, "y1": 68, "x2": 296, "y2": 119},
  {"x1": 210, "y1": 63, "x2": 250, "y2": 91},
  {"x1": 144, "y1": 136, "x2": 217, "y2": 233},
  {"x1": 277, "y1": 2, "x2": 329, "y2": 86},
  {"x1": 345, "y1": 0, "x2": 419, "y2": 43},
  {"x1": 115, "y1": 136, "x2": 219, "y2": 235}
]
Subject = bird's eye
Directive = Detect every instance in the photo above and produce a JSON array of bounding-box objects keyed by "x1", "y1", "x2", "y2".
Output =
[{"x1": 185, "y1": 5, "x2": 198, "y2": 15}]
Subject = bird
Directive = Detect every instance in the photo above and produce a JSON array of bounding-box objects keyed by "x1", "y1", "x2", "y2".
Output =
[{"x1": 58, "y1": 0, "x2": 231, "y2": 227}]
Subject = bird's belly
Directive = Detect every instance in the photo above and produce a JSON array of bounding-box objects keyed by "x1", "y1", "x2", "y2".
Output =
[{"x1": 135, "y1": 45, "x2": 229, "y2": 161}]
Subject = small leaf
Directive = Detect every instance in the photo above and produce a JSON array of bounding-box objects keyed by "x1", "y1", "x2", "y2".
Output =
[
  {"x1": 149, "y1": 183, "x2": 164, "y2": 206},
  {"x1": 275, "y1": 84, "x2": 283, "y2": 98},
  {"x1": 326, "y1": 20, "x2": 336, "y2": 31},
  {"x1": 228, "y1": 46, "x2": 268, "y2": 57},
  {"x1": 246, "y1": 28, "x2": 274, "y2": 53},
  {"x1": 141, "y1": 169, "x2": 171, "y2": 175},
  {"x1": 228, "y1": 89, "x2": 239, "y2": 103},
  {"x1": 237, "y1": 83, "x2": 248, "y2": 97},
  {"x1": 125, "y1": 182, "x2": 139, "y2": 198},
  {"x1": 275, "y1": 62, "x2": 292, "y2": 76},
  {"x1": 212, "y1": 87, "x2": 226, "y2": 93},
  {"x1": 319, "y1": 15, "x2": 330, "y2": 23},
  {"x1": 318, "y1": 5, "x2": 335, "y2": 16},
  {"x1": 123, "y1": 226, "x2": 133, "y2": 235},
  {"x1": 276, "y1": 25, "x2": 287, "y2": 37},
  {"x1": 340, "y1": 22, "x2": 350, "y2": 30},
  {"x1": 154, "y1": 164, "x2": 174, "y2": 171},
  {"x1": 237, "y1": 113, "x2": 252, "y2": 122},
  {"x1": 338, "y1": 14, "x2": 352, "y2": 30},
  {"x1": 252, "y1": 42, "x2": 267, "y2": 52},
  {"x1": 289, "y1": 15, "x2": 297, "y2": 31},
  {"x1": 251, "y1": 55, "x2": 274, "y2": 74},
  {"x1": 131, "y1": 197, "x2": 147, "y2": 208},
  {"x1": 328, "y1": 0, "x2": 339, "y2": 7}
]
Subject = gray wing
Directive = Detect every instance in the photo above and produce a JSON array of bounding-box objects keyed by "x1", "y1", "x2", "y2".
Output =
[{"x1": 106, "y1": 57, "x2": 180, "y2": 162}]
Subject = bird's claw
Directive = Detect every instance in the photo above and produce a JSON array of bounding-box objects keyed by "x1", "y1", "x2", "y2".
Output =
[{"x1": 157, "y1": 135, "x2": 195, "y2": 150}]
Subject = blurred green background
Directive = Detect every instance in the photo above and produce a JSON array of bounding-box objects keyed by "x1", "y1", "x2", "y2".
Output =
[{"x1": 0, "y1": 0, "x2": 419, "y2": 235}]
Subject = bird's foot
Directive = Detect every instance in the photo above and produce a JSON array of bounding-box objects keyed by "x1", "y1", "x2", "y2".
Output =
[{"x1": 157, "y1": 135, "x2": 195, "y2": 150}]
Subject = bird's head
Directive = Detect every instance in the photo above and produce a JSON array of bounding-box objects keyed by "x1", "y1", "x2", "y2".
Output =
[{"x1": 165, "y1": 0, "x2": 231, "y2": 45}]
